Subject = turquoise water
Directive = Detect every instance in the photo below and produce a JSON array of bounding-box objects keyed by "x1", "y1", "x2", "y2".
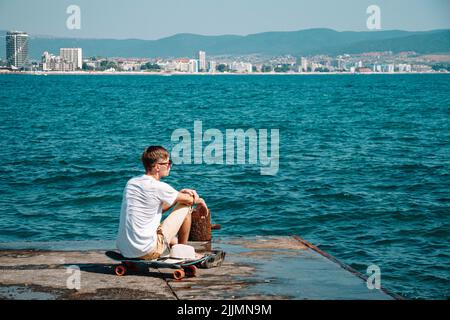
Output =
[{"x1": 0, "y1": 74, "x2": 449, "y2": 299}]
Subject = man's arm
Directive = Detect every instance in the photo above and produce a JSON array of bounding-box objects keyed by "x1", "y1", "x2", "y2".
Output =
[
  {"x1": 180, "y1": 189, "x2": 199, "y2": 203},
  {"x1": 162, "y1": 202, "x2": 175, "y2": 213},
  {"x1": 175, "y1": 192, "x2": 196, "y2": 206},
  {"x1": 162, "y1": 189, "x2": 205, "y2": 213}
]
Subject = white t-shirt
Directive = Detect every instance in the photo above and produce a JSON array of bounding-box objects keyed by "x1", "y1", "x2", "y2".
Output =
[{"x1": 116, "y1": 174, "x2": 179, "y2": 258}]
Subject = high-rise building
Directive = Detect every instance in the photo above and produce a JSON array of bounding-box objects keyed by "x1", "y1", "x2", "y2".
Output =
[
  {"x1": 198, "y1": 51, "x2": 206, "y2": 72},
  {"x1": 41, "y1": 51, "x2": 75, "y2": 71},
  {"x1": 208, "y1": 61, "x2": 217, "y2": 73},
  {"x1": 299, "y1": 57, "x2": 308, "y2": 72},
  {"x1": 188, "y1": 59, "x2": 199, "y2": 73},
  {"x1": 6, "y1": 31, "x2": 29, "y2": 68},
  {"x1": 60, "y1": 48, "x2": 82, "y2": 69}
]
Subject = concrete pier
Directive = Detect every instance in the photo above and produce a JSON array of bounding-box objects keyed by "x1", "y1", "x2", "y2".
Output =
[{"x1": 0, "y1": 236, "x2": 398, "y2": 300}]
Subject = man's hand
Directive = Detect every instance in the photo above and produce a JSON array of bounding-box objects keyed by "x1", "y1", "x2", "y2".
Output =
[
  {"x1": 195, "y1": 197, "x2": 208, "y2": 210},
  {"x1": 180, "y1": 189, "x2": 199, "y2": 204}
]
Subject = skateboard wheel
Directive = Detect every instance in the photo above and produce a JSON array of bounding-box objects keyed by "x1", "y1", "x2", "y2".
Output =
[
  {"x1": 184, "y1": 265, "x2": 197, "y2": 277},
  {"x1": 115, "y1": 265, "x2": 127, "y2": 276},
  {"x1": 173, "y1": 269, "x2": 185, "y2": 280}
]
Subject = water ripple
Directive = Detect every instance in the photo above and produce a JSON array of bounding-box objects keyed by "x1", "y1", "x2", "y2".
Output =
[{"x1": 0, "y1": 74, "x2": 449, "y2": 299}]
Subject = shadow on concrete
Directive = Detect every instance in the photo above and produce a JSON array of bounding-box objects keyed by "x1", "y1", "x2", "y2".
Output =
[{"x1": 66, "y1": 263, "x2": 176, "y2": 280}]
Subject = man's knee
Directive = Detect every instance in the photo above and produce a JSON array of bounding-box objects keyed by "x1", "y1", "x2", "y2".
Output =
[
  {"x1": 173, "y1": 203, "x2": 191, "y2": 211},
  {"x1": 170, "y1": 236, "x2": 178, "y2": 247}
]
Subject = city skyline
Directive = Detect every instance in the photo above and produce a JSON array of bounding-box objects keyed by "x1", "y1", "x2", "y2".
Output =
[
  {"x1": 4, "y1": 40, "x2": 447, "y2": 74},
  {"x1": 2, "y1": 27, "x2": 449, "y2": 63},
  {"x1": 0, "y1": 0, "x2": 449, "y2": 40},
  {"x1": 2, "y1": 27, "x2": 449, "y2": 74},
  {"x1": 2, "y1": 22, "x2": 449, "y2": 73}
]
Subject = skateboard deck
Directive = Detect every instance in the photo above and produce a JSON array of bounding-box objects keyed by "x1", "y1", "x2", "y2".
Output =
[{"x1": 105, "y1": 250, "x2": 225, "y2": 280}]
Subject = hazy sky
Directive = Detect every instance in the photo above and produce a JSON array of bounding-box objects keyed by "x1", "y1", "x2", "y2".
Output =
[{"x1": 0, "y1": 0, "x2": 449, "y2": 39}]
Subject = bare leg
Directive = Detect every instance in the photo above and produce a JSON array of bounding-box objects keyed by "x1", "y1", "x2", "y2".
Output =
[
  {"x1": 160, "y1": 203, "x2": 192, "y2": 247},
  {"x1": 177, "y1": 211, "x2": 192, "y2": 244},
  {"x1": 169, "y1": 236, "x2": 178, "y2": 247}
]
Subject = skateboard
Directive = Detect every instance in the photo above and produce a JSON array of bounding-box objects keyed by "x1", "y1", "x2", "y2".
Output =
[{"x1": 105, "y1": 250, "x2": 225, "y2": 280}]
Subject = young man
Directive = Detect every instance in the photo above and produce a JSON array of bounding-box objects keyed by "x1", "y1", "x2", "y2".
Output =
[{"x1": 116, "y1": 146, "x2": 208, "y2": 260}]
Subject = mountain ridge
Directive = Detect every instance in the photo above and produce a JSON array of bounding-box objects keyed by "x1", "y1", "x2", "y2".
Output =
[{"x1": 1, "y1": 28, "x2": 449, "y2": 59}]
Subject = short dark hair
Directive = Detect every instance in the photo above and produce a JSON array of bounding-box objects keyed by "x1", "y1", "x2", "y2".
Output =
[{"x1": 141, "y1": 146, "x2": 170, "y2": 172}]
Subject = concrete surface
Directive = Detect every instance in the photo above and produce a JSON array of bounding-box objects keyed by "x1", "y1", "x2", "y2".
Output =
[{"x1": 0, "y1": 236, "x2": 398, "y2": 300}]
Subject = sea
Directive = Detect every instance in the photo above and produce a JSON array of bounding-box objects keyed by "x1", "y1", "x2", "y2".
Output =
[{"x1": 0, "y1": 73, "x2": 449, "y2": 299}]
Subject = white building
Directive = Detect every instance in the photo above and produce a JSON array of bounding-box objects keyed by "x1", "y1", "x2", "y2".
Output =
[
  {"x1": 156, "y1": 58, "x2": 201, "y2": 73},
  {"x1": 85, "y1": 61, "x2": 97, "y2": 70},
  {"x1": 310, "y1": 62, "x2": 320, "y2": 72},
  {"x1": 118, "y1": 60, "x2": 142, "y2": 71},
  {"x1": 411, "y1": 64, "x2": 433, "y2": 72},
  {"x1": 166, "y1": 59, "x2": 190, "y2": 72},
  {"x1": 161, "y1": 60, "x2": 176, "y2": 72},
  {"x1": 188, "y1": 59, "x2": 198, "y2": 73},
  {"x1": 336, "y1": 58, "x2": 345, "y2": 70},
  {"x1": 397, "y1": 64, "x2": 412, "y2": 72},
  {"x1": 299, "y1": 57, "x2": 308, "y2": 72},
  {"x1": 208, "y1": 61, "x2": 217, "y2": 73},
  {"x1": 6, "y1": 31, "x2": 28, "y2": 68},
  {"x1": 230, "y1": 61, "x2": 252, "y2": 73},
  {"x1": 60, "y1": 48, "x2": 82, "y2": 70},
  {"x1": 41, "y1": 51, "x2": 75, "y2": 71},
  {"x1": 198, "y1": 51, "x2": 206, "y2": 72}
]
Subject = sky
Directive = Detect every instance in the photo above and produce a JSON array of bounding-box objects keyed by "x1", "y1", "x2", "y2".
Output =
[{"x1": 0, "y1": 0, "x2": 449, "y2": 40}]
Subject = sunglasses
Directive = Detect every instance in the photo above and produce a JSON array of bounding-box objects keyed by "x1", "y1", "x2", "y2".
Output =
[{"x1": 158, "y1": 159, "x2": 173, "y2": 167}]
